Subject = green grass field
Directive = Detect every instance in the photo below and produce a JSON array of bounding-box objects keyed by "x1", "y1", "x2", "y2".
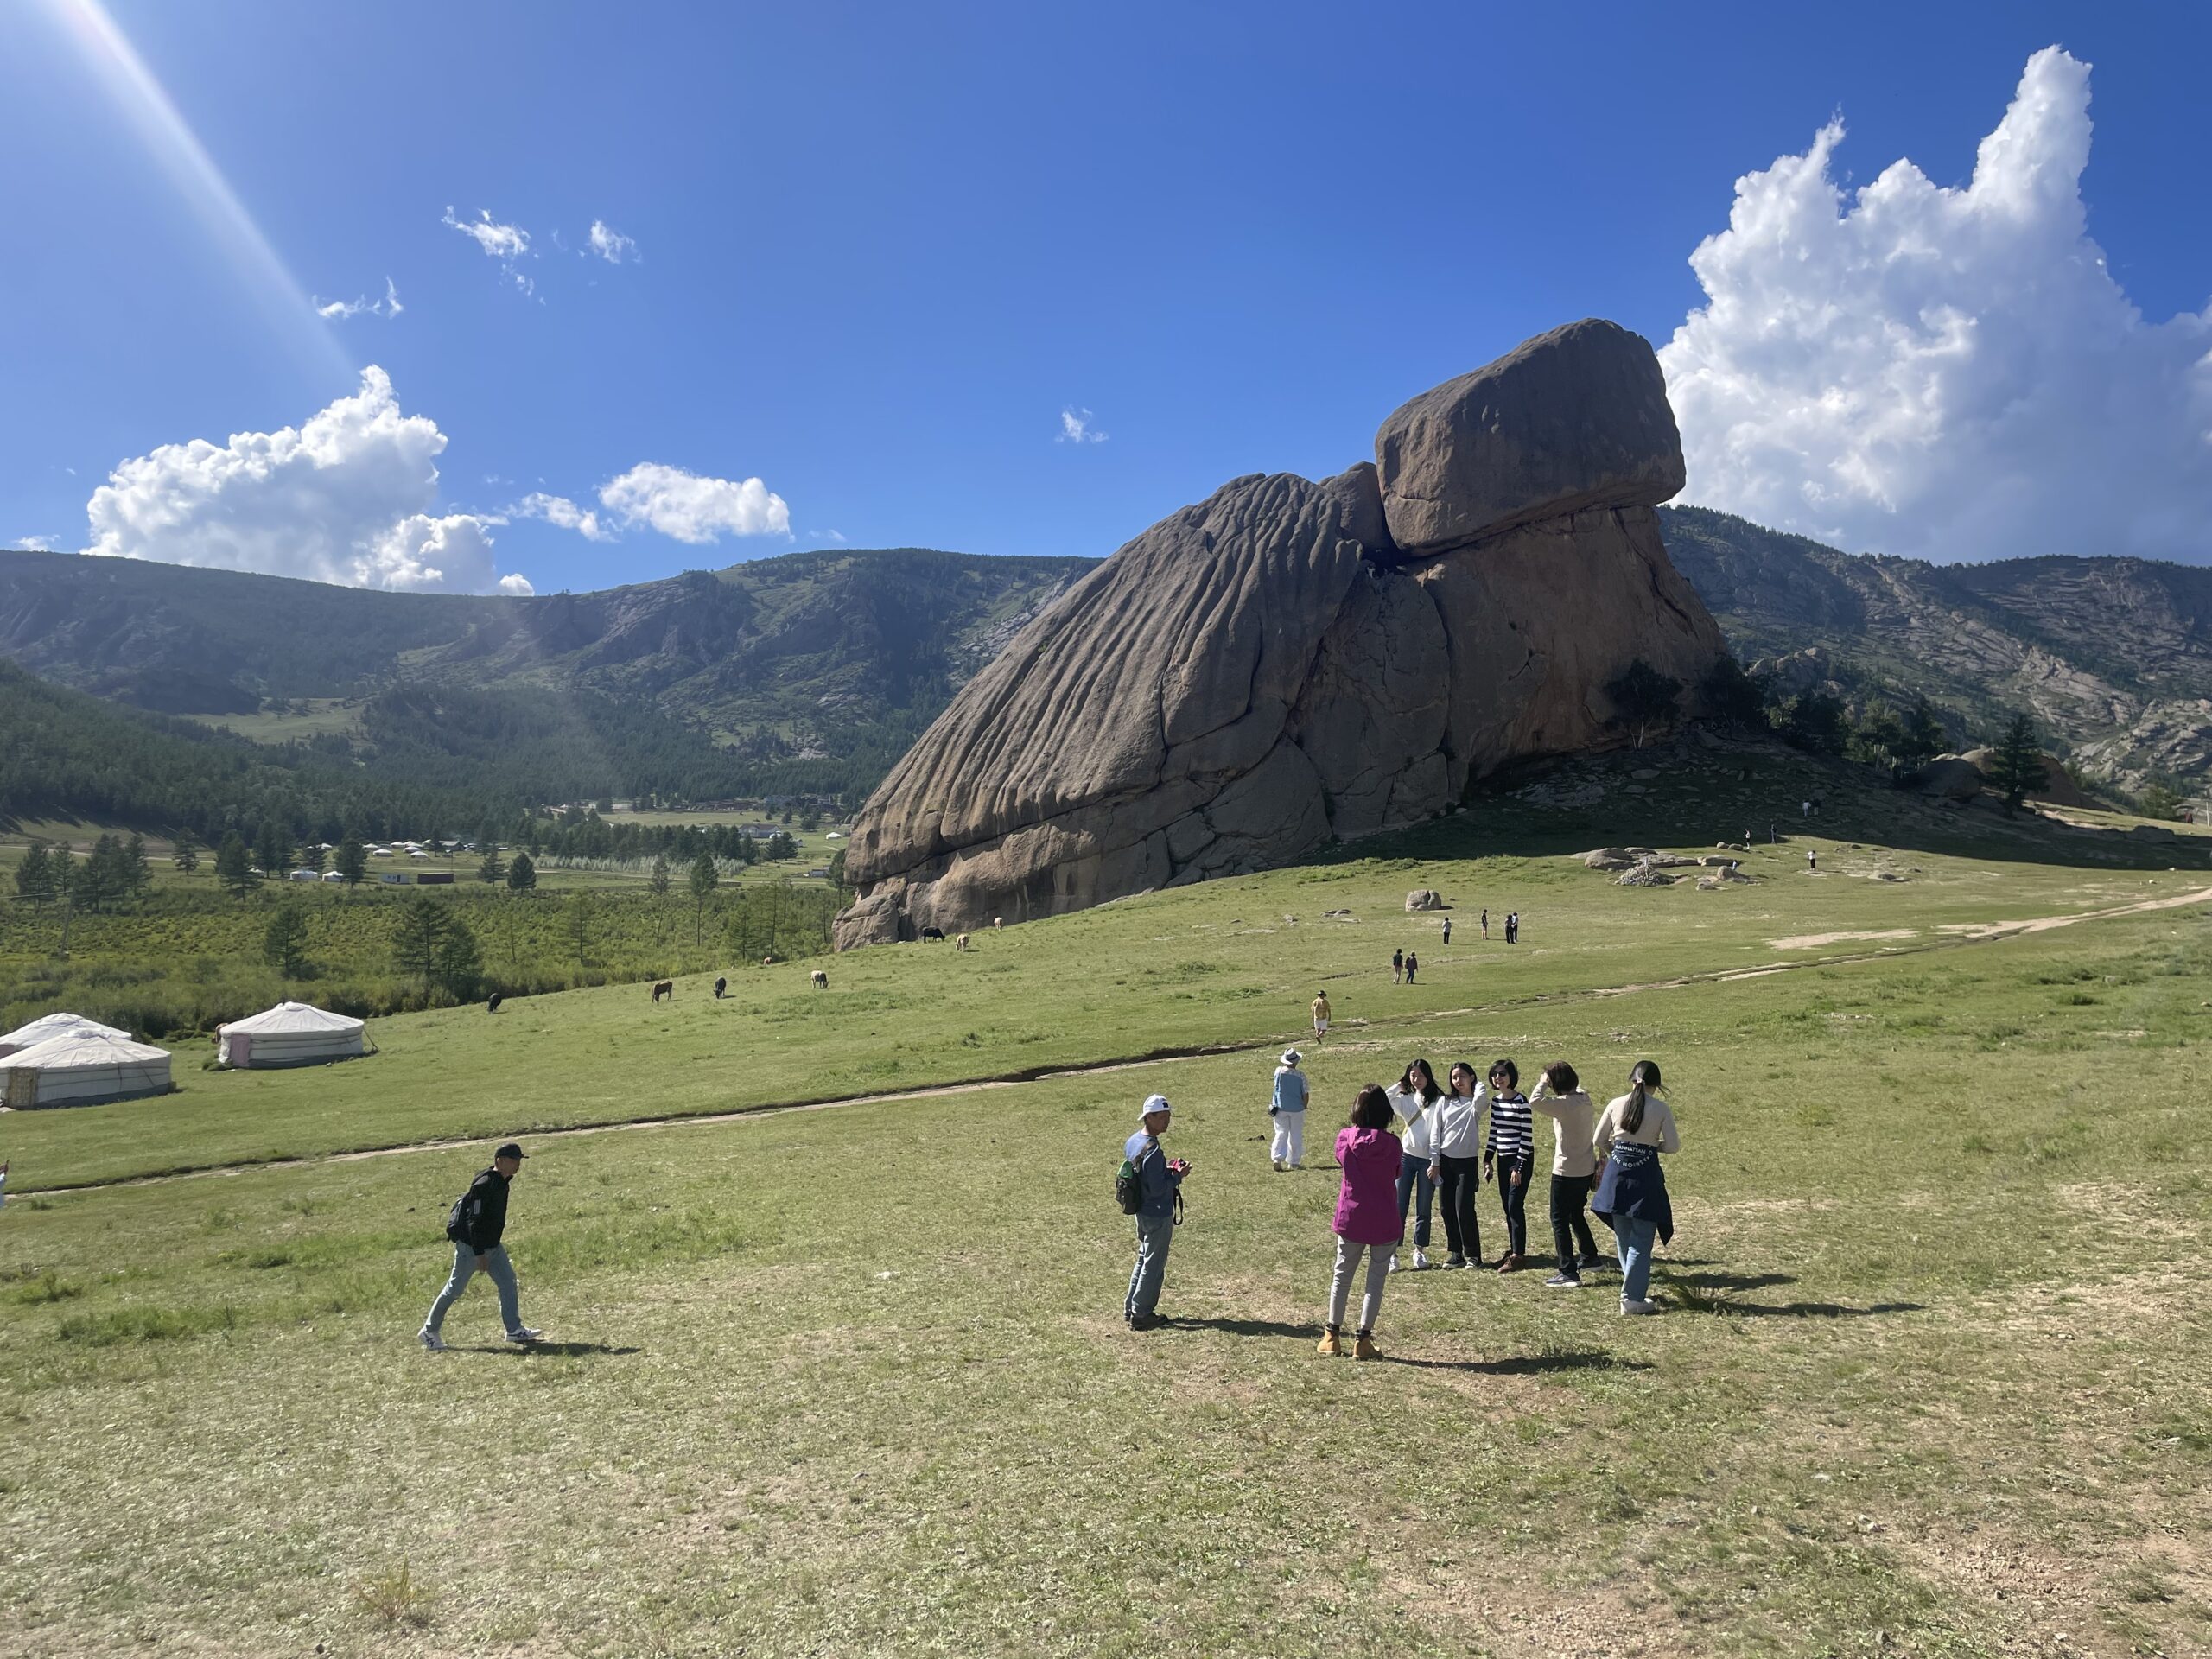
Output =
[{"x1": 4, "y1": 766, "x2": 2212, "y2": 1655}]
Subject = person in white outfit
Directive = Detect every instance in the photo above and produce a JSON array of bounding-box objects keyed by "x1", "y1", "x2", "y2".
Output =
[
  {"x1": 1269, "y1": 1048, "x2": 1310, "y2": 1170},
  {"x1": 1425, "y1": 1060, "x2": 1489, "y2": 1267},
  {"x1": 1385, "y1": 1058, "x2": 1444, "y2": 1269}
]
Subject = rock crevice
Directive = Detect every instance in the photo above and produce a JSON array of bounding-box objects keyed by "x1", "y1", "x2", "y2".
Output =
[{"x1": 836, "y1": 320, "x2": 1730, "y2": 947}]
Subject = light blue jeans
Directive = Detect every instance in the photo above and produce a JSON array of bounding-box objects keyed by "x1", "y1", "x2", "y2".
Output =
[
  {"x1": 1127, "y1": 1214, "x2": 1173, "y2": 1321},
  {"x1": 426, "y1": 1243, "x2": 524, "y2": 1337},
  {"x1": 1613, "y1": 1215, "x2": 1658, "y2": 1304}
]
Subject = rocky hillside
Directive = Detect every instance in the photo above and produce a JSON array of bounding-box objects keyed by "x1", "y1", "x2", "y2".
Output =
[
  {"x1": 0, "y1": 546, "x2": 1090, "y2": 800},
  {"x1": 1659, "y1": 506, "x2": 2212, "y2": 794}
]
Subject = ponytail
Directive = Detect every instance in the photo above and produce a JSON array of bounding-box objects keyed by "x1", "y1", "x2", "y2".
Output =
[{"x1": 1624, "y1": 1059, "x2": 1662, "y2": 1135}]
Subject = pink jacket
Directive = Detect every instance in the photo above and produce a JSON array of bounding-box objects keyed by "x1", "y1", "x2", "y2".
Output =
[{"x1": 1333, "y1": 1125, "x2": 1404, "y2": 1245}]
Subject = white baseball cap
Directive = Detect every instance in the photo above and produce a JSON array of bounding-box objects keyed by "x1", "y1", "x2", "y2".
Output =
[
  {"x1": 1139, "y1": 1093, "x2": 1173, "y2": 1121},
  {"x1": 1281, "y1": 1048, "x2": 1302, "y2": 1066}
]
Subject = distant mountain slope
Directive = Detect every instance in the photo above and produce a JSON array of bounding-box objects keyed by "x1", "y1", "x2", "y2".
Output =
[
  {"x1": 0, "y1": 547, "x2": 1093, "y2": 800},
  {"x1": 1658, "y1": 506, "x2": 2212, "y2": 792}
]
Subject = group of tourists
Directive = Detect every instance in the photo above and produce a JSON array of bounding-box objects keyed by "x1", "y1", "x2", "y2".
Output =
[
  {"x1": 1390, "y1": 948, "x2": 1421, "y2": 983},
  {"x1": 1119, "y1": 1051, "x2": 1679, "y2": 1352}
]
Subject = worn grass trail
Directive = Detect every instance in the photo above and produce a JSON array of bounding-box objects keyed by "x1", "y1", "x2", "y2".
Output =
[{"x1": 3, "y1": 884, "x2": 2211, "y2": 1656}]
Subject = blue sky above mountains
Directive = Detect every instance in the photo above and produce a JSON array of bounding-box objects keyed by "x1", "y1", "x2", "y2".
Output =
[{"x1": 4, "y1": 2, "x2": 2209, "y2": 594}]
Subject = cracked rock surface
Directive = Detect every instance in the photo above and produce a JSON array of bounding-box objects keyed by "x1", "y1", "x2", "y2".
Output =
[{"x1": 835, "y1": 319, "x2": 1728, "y2": 947}]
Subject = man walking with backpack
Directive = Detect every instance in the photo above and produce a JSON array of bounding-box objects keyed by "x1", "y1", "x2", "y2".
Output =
[
  {"x1": 1120, "y1": 1095, "x2": 1188, "y2": 1331},
  {"x1": 420, "y1": 1141, "x2": 544, "y2": 1350}
]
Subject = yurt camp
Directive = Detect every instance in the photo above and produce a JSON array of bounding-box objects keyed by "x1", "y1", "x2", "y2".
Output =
[
  {"x1": 215, "y1": 1001, "x2": 367, "y2": 1068},
  {"x1": 0, "y1": 1031, "x2": 173, "y2": 1108},
  {"x1": 0, "y1": 1011, "x2": 129, "y2": 1059}
]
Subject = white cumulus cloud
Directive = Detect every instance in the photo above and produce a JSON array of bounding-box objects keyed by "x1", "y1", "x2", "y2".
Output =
[
  {"x1": 512, "y1": 491, "x2": 612, "y2": 541},
  {"x1": 315, "y1": 276, "x2": 403, "y2": 321},
  {"x1": 498, "y1": 572, "x2": 536, "y2": 595},
  {"x1": 1660, "y1": 47, "x2": 2212, "y2": 563},
  {"x1": 598, "y1": 462, "x2": 789, "y2": 543},
  {"x1": 81, "y1": 366, "x2": 524, "y2": 593},
  {"x1": 587, "y1": 219, "x2": 638, "y2": 264},
  {"x1": 1057, "y1": 406, "x2": 1107, "y2": 443}
]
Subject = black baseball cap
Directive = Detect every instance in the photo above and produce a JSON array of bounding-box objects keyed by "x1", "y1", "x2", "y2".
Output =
[{"x1": 494, "y1": 1141, "x2": 526, "y2": 1160}]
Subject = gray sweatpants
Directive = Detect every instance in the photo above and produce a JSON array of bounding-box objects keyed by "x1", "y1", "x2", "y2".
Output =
[
  {"x1": 1127, "y1": 1214, "x2": 1173, "y2": 1320},
  {"x1": 425, "y1": 1242, "x2": 523, "y2": 1337},
  {"x1": 1326, "y1": 1237, "x2": 1390, "y2": 1332}
]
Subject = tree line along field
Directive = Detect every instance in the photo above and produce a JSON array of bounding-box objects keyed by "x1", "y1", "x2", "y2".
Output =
[
  {"x1": 3, "y1": 823, "x2": 2209, "y2": 1656},
  {"x1": 0, "y1": 855, "x2": 844, "y2": 1043}
]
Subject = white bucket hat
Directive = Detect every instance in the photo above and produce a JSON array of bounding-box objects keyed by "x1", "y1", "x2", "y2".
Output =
[
  {"x1": 1281, "y1": 1048, "x2": 1302, "y2": 1066},
  {"x1": 1138, "y1": 1093, "x2": 1173, "y2": 1122}
]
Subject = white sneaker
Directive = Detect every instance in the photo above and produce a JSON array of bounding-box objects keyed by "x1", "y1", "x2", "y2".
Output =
[
  {"x1": 418, "y1": 1328, "x2": 447, "y2": 1351},
  {"x1": 1412, "y1": 1249, "x2": 1430, "y2": 1270},
  {"x1": 506, "y1": 1326, "x2": 546, "y2": 1344},
  {"x1": 1386, "y1": 1253, "x2": 1401, "y2": 1274},
  {"x1": 1619, "y1": 1299, "x2": 1661, "y2": 1317}
]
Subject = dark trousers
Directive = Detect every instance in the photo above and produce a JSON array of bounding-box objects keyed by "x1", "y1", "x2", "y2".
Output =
[
  {"x1": 1395, "y1": 1152, "x2": 1435, "y2": 1249},
  {"x1": 1495, "y1": 1154, "x2": 1533, "y2": 1256},
  {"x1": 1549, "y1": 1173, "x2": 1599, "y2": 1271},
  {"x1": 1436, "y1": 1155, "x2": 1484, "y2": 1262}
]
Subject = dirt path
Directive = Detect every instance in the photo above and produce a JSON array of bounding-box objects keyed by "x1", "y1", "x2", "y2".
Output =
[{"x1": 25, "y1": 885, "x2": 2212, "y2": 1198}]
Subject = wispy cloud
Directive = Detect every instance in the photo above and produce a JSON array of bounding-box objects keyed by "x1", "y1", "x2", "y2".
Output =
[
  {"x1": 13, "y1": 534, "x2": 60, "y2": 552},
  {"x1": 512, "y1": 492, "x2": 613, "y2": 542},
  {"x1": 442, "y1": 206, "x2": 534, "y2": 294},
  {"x1": 1057, "y1": 406, "x2": 1108, "y2": 444},
  {"x1": 808, "y1": 529, "x2": 848, "y2": 544},
  {"x1": 587, "y1": 219, "x2": 639, "y2": 264},
  {"x1": 315, "y1": 276, "x2": 403, "y2": 321}
]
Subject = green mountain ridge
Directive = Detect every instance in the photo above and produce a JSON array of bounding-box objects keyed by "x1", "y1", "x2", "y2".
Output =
[{"x1": 7, "y1": 515, "x2": 2211, "y2": 806}]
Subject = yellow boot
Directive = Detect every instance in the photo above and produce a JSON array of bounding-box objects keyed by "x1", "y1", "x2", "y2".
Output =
[
  {"x1": 1353, "y1": 1332, "x2": 1382, "y2": 1362},
  {"x1": 1315, "y1": 1327, "x2": 1342, "y2": 1357}
]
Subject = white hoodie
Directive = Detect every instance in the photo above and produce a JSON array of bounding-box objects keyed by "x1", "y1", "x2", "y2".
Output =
[
  {"x1": 1426, "y1": 1084, "x2": 1488, "y2": 1162},
  {"x1": 1387, "y1": 1084, "x2": 1440, "y2": 1160}
]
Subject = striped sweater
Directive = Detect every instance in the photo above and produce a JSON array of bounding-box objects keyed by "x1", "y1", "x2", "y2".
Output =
[{"x1": 1484, "y1": 1091, "x2": 1534, "y2": 1160}]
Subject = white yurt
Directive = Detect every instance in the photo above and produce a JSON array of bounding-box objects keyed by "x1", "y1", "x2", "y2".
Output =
[
  {"x1": 0, "y1": 1011, "x2": 130, "y2": 1059},
  {"x1": 0, "y1": 1031, "x2": 173, "y2": 1109},
  {"x1": 216, "y1": 1001, "x2": 367, "y2": 1068}
]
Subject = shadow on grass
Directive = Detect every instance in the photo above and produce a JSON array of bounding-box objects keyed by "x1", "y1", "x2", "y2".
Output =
[
  {"x1": 1391, "y1": 1350, "x2": 1651, "y2": 1375},
  {"x1": 1672, "y1": 1270, "x2": 1797, "y2": 1292},
  {"x1": 1173, "y1": 1316, "x2": 1323, "y2": 1339},
  {"x1": 1707, "y1": 1300, "x2": 1924, "y2": 1320},
  {"x1": 458, "y1": 1341, "x2": 641, "y2": 1357}
]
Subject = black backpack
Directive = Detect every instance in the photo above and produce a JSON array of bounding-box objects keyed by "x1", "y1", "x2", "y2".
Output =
[{"x1": 443, "y1": 1178, "x2": 476, "y2": 1243}]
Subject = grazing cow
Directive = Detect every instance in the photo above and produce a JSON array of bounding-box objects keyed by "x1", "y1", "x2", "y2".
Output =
[
  {"x1": 714, "y1": 976, "x2": 728, "y2": 999},
  {"x1": 810, "y1": 969, "x2": 829, "y2": 990},
  {"x1": 956, "y1": 932, "x2": 969, "y2": 952},
  {"x1": 652, "y1": 979, "x2": 674, "y2": 1002},
  {"x1": 486, "y1": 991, "x2": 504, "y2": 1014},
  {"x1": 993, "y1": 916, "x2": 1003, "y2": 930},
  {"x1": 919, "y1": 925, "x2": 945, "y2": 943}
]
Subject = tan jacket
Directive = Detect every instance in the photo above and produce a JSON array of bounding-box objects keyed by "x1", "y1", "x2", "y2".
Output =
[{"x1": 1528, "y1": 1084, "x2": 1598, "y2": 1178}]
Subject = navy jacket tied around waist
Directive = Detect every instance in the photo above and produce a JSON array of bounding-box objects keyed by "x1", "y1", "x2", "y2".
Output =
[{"x1": 1592, "y1": 1141, "x2": 1673, "y2": 1245}]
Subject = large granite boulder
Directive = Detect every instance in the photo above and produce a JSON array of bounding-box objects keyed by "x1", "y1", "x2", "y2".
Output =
[
  {"x1": 836, "y1": 321, "x2": 1728, "y2": 946},
  {"x1": 1961, "y1": 747, "x2": 2090, "y2": 807}
]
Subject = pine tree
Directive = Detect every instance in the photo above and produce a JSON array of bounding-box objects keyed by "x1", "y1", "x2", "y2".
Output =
[
  {"x1": 79, "y1": 835, "x2": 126, "y2": 912},
  {"x1": 689, "y1": 851, "x2": 720, "y2": 945},
  {"x1": 1897, "y1": 698, "x2": 1946, "y2": 767},
  {"x1": 124, "y1": 833, "x2": 152, "y2": 900},
  {"x1": 1986, "y1": 714, "x2": 2049, "y2": 813},
  {"x1": 649, "y1": 854, "x2": 671, "y2": 896},
  {"x1": 564, "y1": 891, "x2": 595, "y2": 973},
  {"x1": 255, "y1": 821, "x2": 295, "y2": 880},
  {"x1": 477, "y1": 846, "x2": 506, "y2": 885},
  {"x1": 14, "y1": 840, "x2": 54, "y2": 903},
  {"x1": 506, "y1": 851, "x2": 537, "y2": 892},
  {"x1": 334, "y1": 836, "x2": 368, "y2": 893},
  {"x1": 393, "y1": 894, "x2": 450, "y2": 988},
  {"x1": 434, "y1": 917, "x2": 484, "y2": 999},
  {"x1": 263, "y1": 904, "x2": 309, "y2": 977},
  {"x1": 215, "y1": 831, "x2": 259, "y2": 897},
  {"x1": 171, "y1": 830, "x2": 200, "y2": 880}
]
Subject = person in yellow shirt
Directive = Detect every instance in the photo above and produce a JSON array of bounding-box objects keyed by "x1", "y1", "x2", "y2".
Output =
[{"x1": 1311, "y1": 992, "x2": 1332, "y2": 1037}]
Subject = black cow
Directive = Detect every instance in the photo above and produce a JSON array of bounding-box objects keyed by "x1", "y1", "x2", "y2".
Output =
[
  {"x1": 919, "y1": 926, "x2": 945, "y2": 942},
  {"x1": 714, "y1": 976, "x2": 728, "y2": 999}
]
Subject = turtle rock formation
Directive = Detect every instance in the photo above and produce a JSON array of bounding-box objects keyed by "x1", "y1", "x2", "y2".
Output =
[{"x1": 835, "y1": 319, "x2": 1728, "y2": 947}]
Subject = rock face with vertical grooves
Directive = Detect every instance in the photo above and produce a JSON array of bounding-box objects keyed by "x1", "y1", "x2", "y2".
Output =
[{"x1": 835, "y1": 319, "x2": 1727, "y2": 946}]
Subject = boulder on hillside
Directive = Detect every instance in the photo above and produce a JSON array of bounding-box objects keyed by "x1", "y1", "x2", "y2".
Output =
[
  {"x1": 1405, "y1": 889, "x2": 1446, "y2": 911},
  {"x1": 835, "y1": 321, "x2": 1729, "y2": 946},
  {"x1": 1961, "y1": 747, "x2": 2091, "y2": 807},
  {"x1": 1375, "y1": 319, "x2": 1687, "y2": 557},
  {"x1": 1917, "y1": 755, "x2": 1986, "y2": 802}
]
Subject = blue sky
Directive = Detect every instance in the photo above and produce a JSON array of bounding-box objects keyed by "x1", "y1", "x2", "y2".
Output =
[{"x1": 4, "y1": 1, "x2": 2209, "y2": 594}]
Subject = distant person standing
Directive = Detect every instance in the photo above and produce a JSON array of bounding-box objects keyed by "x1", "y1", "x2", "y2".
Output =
[
  {"x1": 0, "y1": 1160, "x2": 9, "y2": 1210},
  {"x1": 1481, "y1": 909, "x2": 1490, "y2": 940},
  {"x1": 1807, "y1": 849, "x2": 1817, "y2": 873},
  {"x1": 1441, "y1": 916, "x2": 1452, "y2": 946},
  {"x1": 1592, "y1": 1061, "x2": 1681, "y2": 1316},
  {"x1": 1483, "y1": 1059, "x2": 1534, "y2": 1272},
  {"x1": 1386, "y1": 1058, "x2": 1444, "y2": 1270},
  {"x1": 1311, "y1": 991, "x2": 1332, "y2": 1038},
  {"x1": 1392, "y1": 948, "x2": 1405, "y2": 984},
  {"x1": 1317, "y1": 1085, "x2": 1403, "y2": 1361},
  {"x1": 1270, "y1": 1048, "x2": 1310, "y2": 1171},
  {"x1": 1122, "y1": 1095, "x2": 1189, "y2": 1331},
  {"x1": 1506, "y1": 912, "x2": 1520, "y2": 946},
  {"x1": 421, "y1": 1142, "x2": 545, "y2": 1350},
  {"x1": 1529, "y1": 1062, "x2": 1604, "y2": 1287},
  {"x1": 1802, "y1": 799, "x2": 1812, "y2": 819},
  {"x1": 1427, "y1": 1061, "x2": 1488, "y2": 1268},
  {"x1": 1404, "y1": 950, "x2": 1419, "y2": 984}
]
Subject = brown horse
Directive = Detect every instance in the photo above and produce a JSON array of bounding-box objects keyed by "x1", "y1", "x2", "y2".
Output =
[{"x1": 652, "y1": 980, "x2": 674, "y2": 1002}]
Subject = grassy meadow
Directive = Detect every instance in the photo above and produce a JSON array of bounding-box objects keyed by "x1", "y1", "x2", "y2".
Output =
[{"x1": 3, "y1": 768, "x2": 2212, "y2": 1656}]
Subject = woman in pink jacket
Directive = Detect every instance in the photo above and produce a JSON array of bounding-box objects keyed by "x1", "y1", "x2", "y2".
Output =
[{"x1": 1318, "y1": 1084, "x2": 1404, "y2": 1361}]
